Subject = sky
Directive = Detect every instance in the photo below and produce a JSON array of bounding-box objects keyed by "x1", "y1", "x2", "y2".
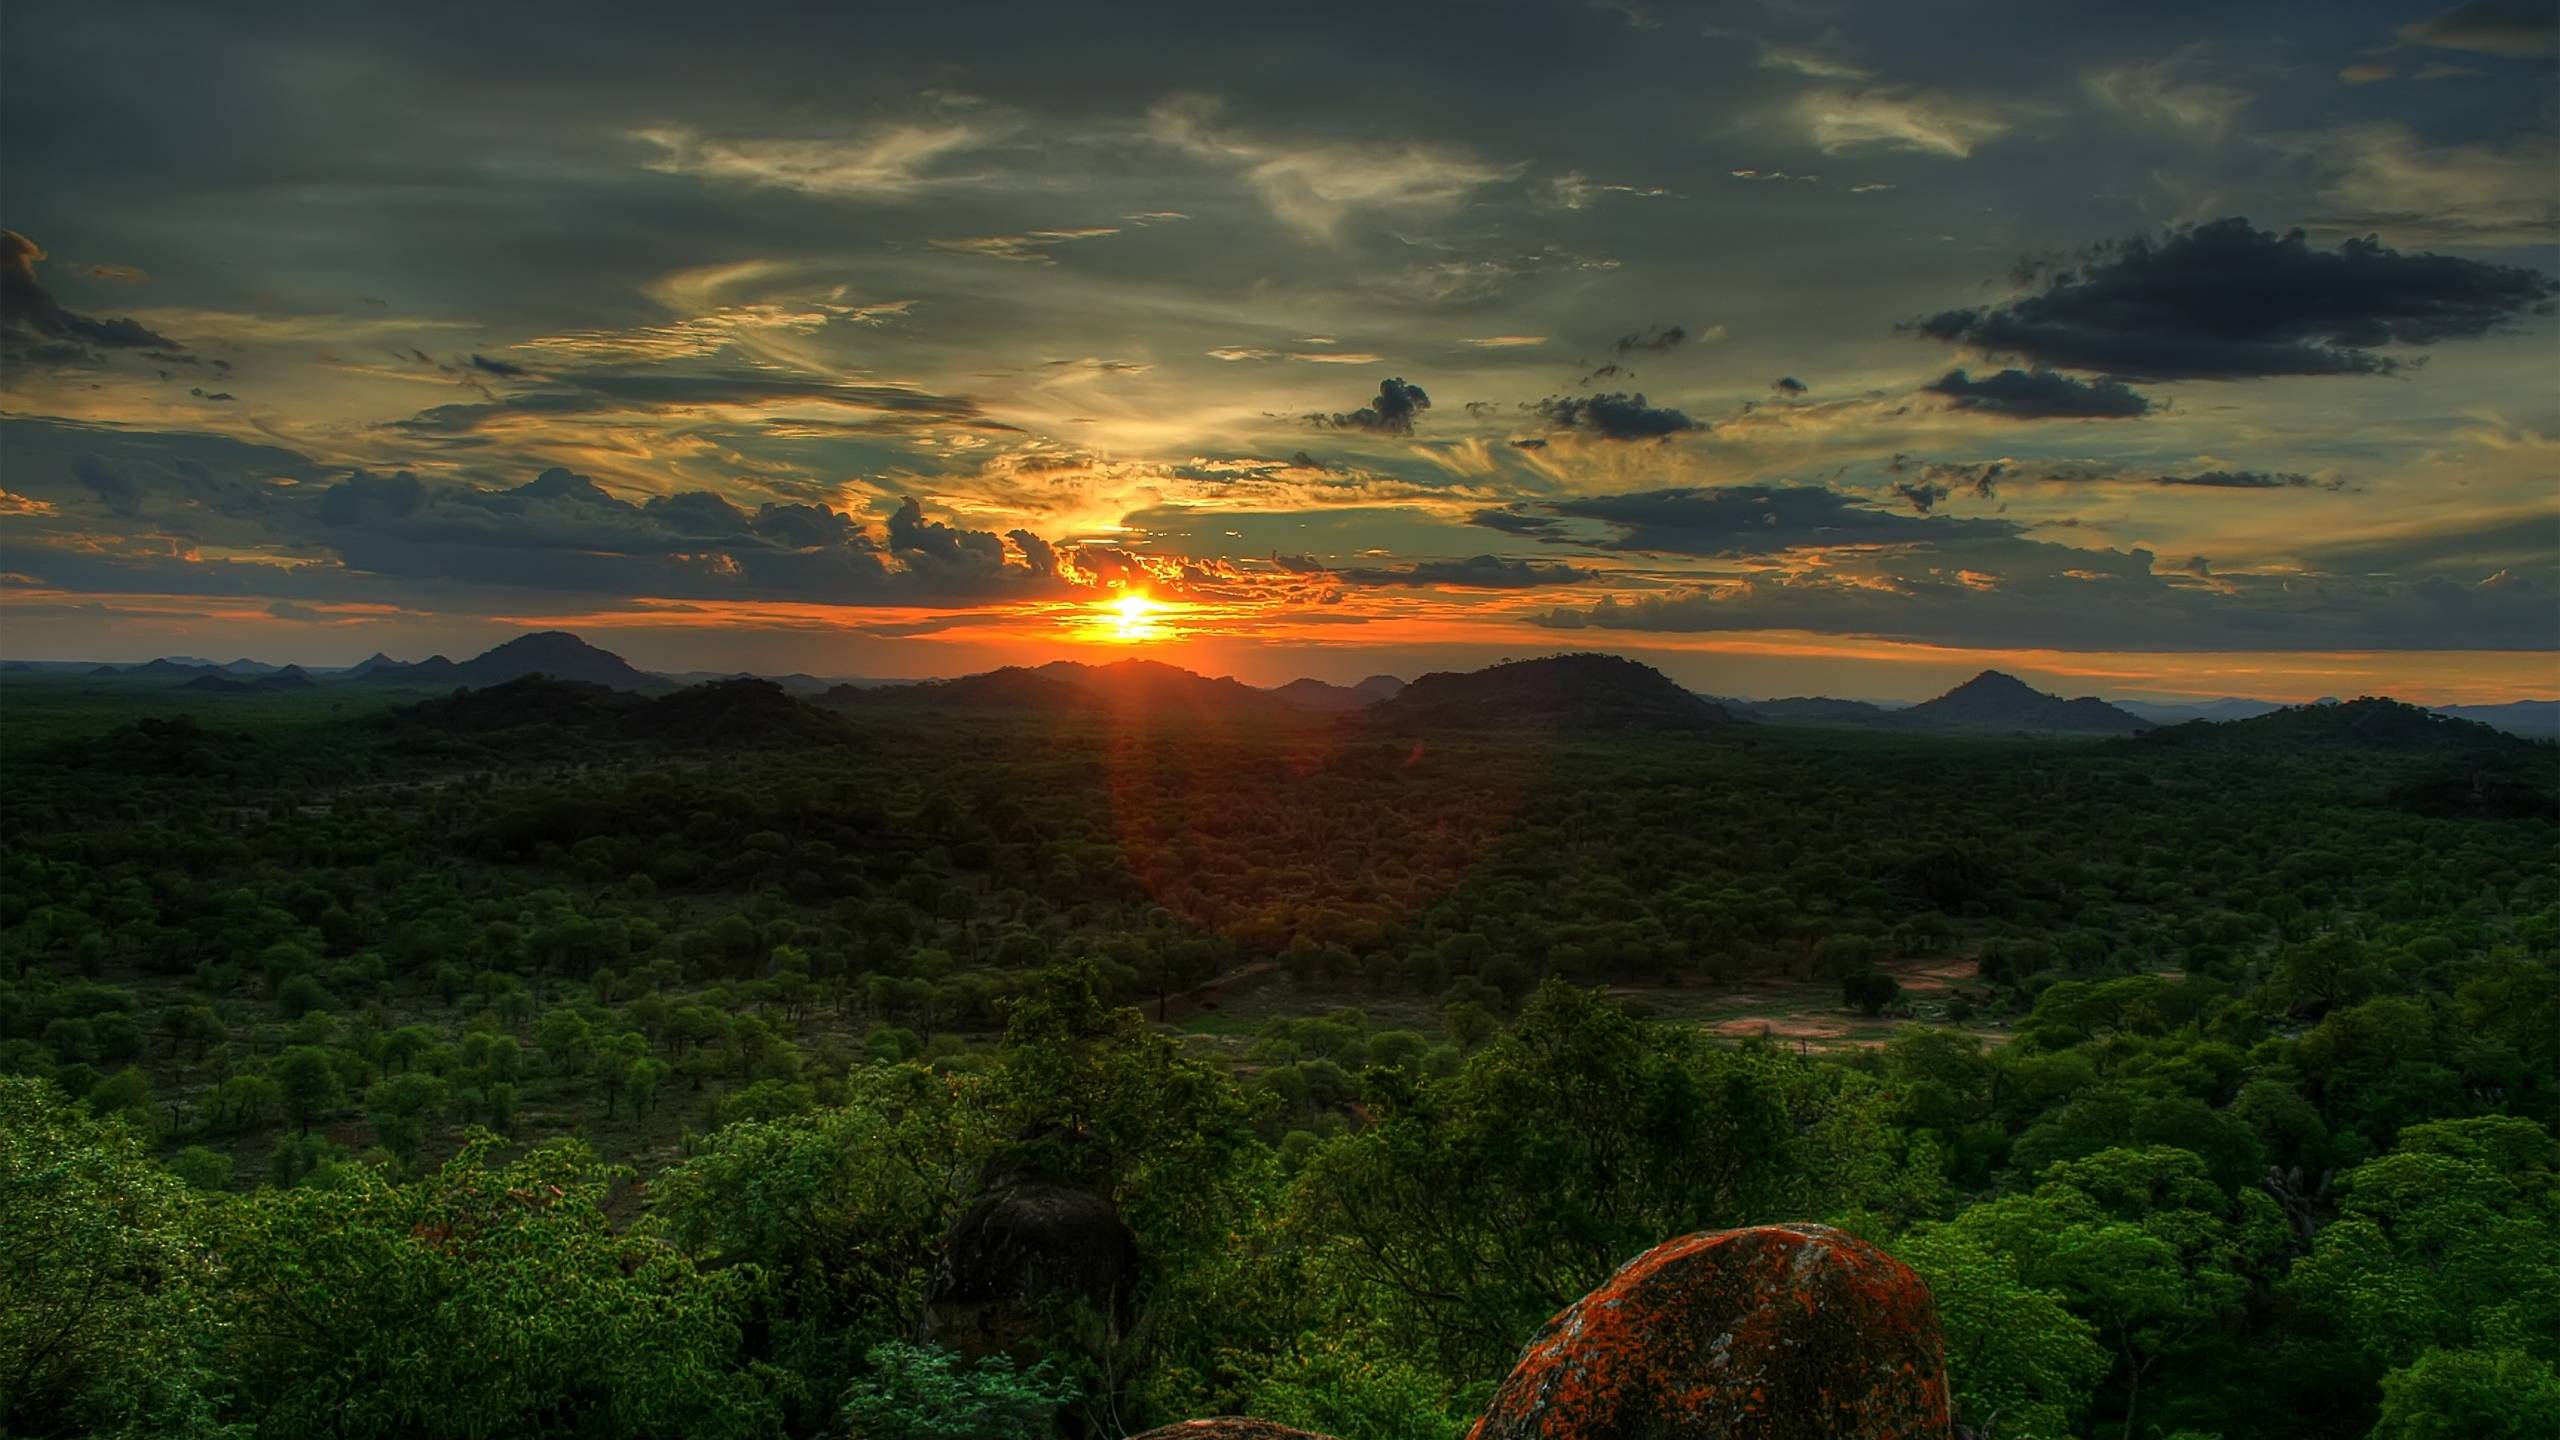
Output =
[{"x1": 1, "y1": 0, "x2": 2555, "y2": 702}]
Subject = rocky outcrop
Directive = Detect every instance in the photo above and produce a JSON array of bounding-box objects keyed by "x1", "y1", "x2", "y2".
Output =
[
  {"x1": 920, "y1": 1175, "x2": 1138, "y2": 1362},
  {"x1": 1469, "y1": 1223, "x2": 1950, "y2": 1439},
  {"x1": 1136, "y1": 1414, "x2": 1351, "y2": 1424}
]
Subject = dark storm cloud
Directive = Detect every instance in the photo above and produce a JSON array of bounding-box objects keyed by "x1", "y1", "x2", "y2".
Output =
[
  {"x1": 1515, "y1": 484, "x2": 2018, "y2": 557},
  {"x1": 1310, "y1": 377, "x2": 1431, "y2": 436},
  {"x1": 1923, "y1": 367, "x2": 2153, "y2": 419},
  {"x1": 1529, "y1": 391, "x2": 1700, "y2": 440},
  {"x1": 1321, "y1": 553, "x2": 1595, "y2": 588},
  {"x1": 1772, "y1": 376, "x2": 1808, "y2": 395},
  {"x1": 1890, "y1": 480, "x2": 1950, "y2": 513},
  {"x1": 1532, "y1": 544, "x2": 2555, "y2": 652},
  {"x1": 1910, "y1": 219, "x2": 2559, "y2": 382},
  {"x1": 1613, "y1": 323, "x2": 1687, "y2": 354},
  {"x1": 468, "y1": 353, "x2": 529, "y2": 377},
  {"x1": 1, "y1": 230, "x2": 181, "y2": 364},
  {"x1": 2399, "y1": 1, "x2": 2559, "y2": 56}
]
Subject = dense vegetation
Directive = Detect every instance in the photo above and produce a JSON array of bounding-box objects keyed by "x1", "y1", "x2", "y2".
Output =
[{"x1": 3, "y1": 673, "x2": 2555, "y2": 1439}]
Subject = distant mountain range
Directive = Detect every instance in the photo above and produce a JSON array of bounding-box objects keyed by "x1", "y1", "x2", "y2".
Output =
[{"x1": 15, "y1": 635, "x2": 2557, "y2": 740}]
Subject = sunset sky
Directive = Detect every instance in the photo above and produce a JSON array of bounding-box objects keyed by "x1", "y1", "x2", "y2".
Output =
[{"x1": 2, "y1": 0, "x2": 2555, "y2": 701}]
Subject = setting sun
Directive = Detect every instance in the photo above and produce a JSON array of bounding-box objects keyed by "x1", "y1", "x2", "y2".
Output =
[{"x1": 1102, "y1": 589, "x2": 1165, "y2": 643}]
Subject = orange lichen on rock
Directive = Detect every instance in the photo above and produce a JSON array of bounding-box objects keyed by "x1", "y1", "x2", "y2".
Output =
[
  {"x1": 1131, "y1": 1414, "x2": 1351, "y2": 1424},
  {"x1": 1469, "y1": 1223, "x2": 1951, "y2": 1440}
]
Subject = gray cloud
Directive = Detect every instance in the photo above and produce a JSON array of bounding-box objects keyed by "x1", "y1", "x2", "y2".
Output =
[
  {"x1": 1533, "y1": 541, "x2": 2554, "y2": 651},
  {"x1": 1613, "y1": 323, "x2": 1687, "y2": 354},
  {"x1": 2399, "y1": 1, "x2": 2558, "y2": 57},
  {"x1": 1510, "y1": 483, "x2": 2018, "y2": 556},
  {"x1": 1314, "y1": 553, "x2": 1595, "y2": 588},
  {"x1": 1529, "y1": 391, "x2": 1701, "y2": 440},
  {"x1": 1911, "y1": 218, "x2": 2558, "y2": 381},
  {"x1": 1923, "y1": 367, "x2": 2153, "y2": 419},
  {"x1": 1309, "y1": 377, "x2": 1431, "y2": 435},
  {"x1": 1, "y1": 230, "x2": 181, "y2": 365}
]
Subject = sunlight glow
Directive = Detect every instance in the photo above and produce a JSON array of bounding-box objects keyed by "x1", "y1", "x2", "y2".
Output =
[{"x1": 1100, "y1": 589, "x2": 1166, "y2": 643}]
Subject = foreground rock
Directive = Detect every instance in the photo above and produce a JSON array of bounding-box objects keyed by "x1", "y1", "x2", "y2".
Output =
[
  {"x1": 1470, "y1": 1223, "x2": 1950, "y2": 1440},
  {"x1": 1131, "y1": 1414, "x2": 1341, "y2": 1424}
]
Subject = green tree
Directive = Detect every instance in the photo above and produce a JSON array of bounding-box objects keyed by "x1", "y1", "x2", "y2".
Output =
[
  {"x1": 2372, "y1": 1348, "x2": 2560, "y2": 1440},
  {"x1": 0, "y1": 1077, "x2": 226, "y2": 1437},
  {"x1": 836, "y1": 1341, "x2": 1075, "y2": 1440},
  {"x1": 274, "y1": 1045, "x2": 348, "y2": 1133},
  {"x1": 215, "y1": 1133, "x2": 774, "y2": 1439}
]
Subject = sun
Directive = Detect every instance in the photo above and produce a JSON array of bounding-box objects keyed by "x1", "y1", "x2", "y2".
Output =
[{"x1": 1101, "y1": 589, "x2": 1165, "y2": 643}]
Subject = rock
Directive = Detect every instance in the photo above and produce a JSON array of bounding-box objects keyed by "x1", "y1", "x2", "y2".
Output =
[
  {"x1": 921, "y1": 1176, "x2": 1138, "y2": 1362},
  {"x1": 1136, "y1": 1414, "x2": 1351, "y2": 1424},
  {"x1": 1470, "y1": 1224, "x2": 1950, "y2": 1440}
]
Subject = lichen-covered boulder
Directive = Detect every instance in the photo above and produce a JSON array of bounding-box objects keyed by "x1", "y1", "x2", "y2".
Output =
[
  {"x1": 1136, "y1": 1414, "x2": 1351, "y2": 1424},
  {"x1": 1470, "y1": 1223, "x2": 1950, "y2": 1440},
  {"x1": 920, "y1": 1177, "x2": 1138, "y2": 1361}
]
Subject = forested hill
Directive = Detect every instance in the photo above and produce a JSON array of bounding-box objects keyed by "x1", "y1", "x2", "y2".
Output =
[{"x1": 1, "y1": 668, "x2": 2554, "y2": 1440}]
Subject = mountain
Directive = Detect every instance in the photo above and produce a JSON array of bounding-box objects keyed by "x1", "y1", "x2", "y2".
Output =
[
  {"x1": 1901, "y1": 671, "x2": 2150, "y2": 736},
  {"x1": 180, "y1": 670, "x2": 316, "y2": 694},
  {"x1": 1266, "y1": 677, "x2": 1388, "y2": 713},
  {"x1": 352, "y1": 631, "x2": 664, "y2": 692},
  {"x1": 131, "y1": 658, "x2": 220, "y2": 677},
  {"x1": 2114, "y1": 697, "x2": 2285, "y2": 726},
  {"x1": 1034, "y1": 659, "x2": 1294, "y2": 718},
  {"x1": 220, "y1": 657, "x2": 284, "y2": 675},
  {"x1": 2138, "y1": 697, "x2": 2535, "y2": 754},
  {"x1": 1359, "y1": 653, "x2": 1732, "y2": 733},
  {"x1": 1755, "y1": 696, "x2": 1902, "y2": 727},
  {"x1": 836, "y1": 666, "x2": 1105, "y2": 713},
  {"x1": 2432, "y1": 700, "x2": 2560, "y2": 740},
  {"x1": 393, "y1": 675, "x2": 854, "y2": 747},
  {"x1": 1353, "y1": 674, "x2": 1406, "y2": 700},
  {"x1": 658, "y1": 669, "x2": 841, "y2": 696}
]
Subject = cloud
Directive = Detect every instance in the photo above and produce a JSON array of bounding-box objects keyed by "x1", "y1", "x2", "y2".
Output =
[
  {"x1": 1772, "y1": 376, "x2": 1809, "y2": 395},
  {"x1": 1792, "y1": 88, "x2": 2010, "y2": 157},
  {"x1": 1148, "y1": 94, "x2": 1521, "y2": 239},
  {"x1": 1, "y1": 230, "x2": 182, "y2": 364},
  {"x1": 1910, "y1": 218, "x2": 2558, "y2": 380},
  {"x1": 632, "y1": 120, "x2": 991, "y2": 199},
  {"x1": 1529, "y1": 391, "x2": 1701, "y2": 440},
  {"x1": 391, "y1": 371, "x2": 1008, "y2": 436},
  {"x1": 72, "y1": 455, "x2": 145, "y2": 517},
  {"x1": 2083, "y1": 49, "x2": 2251, "y2": 140},
  {"x1": 469, "y1": 353, "x2": 529, "y2": 377},
  {"x1": 2338, "y1": 62, "x2": 2397, "y2": 84},
  {"x1": 1510, "y1": 484, "x2": 2016, "y2": 557},
  {"x1": 1292, "y1": 553, "x2": 1595, "y2": 589},
  {"x1": 927, "y1": 227, "x2": 1122, "y2": 263},
  {"x1": 1531, "y1": 539, "x2": 2556, "y2": 652},
  {"x1": 1614, "y1": 323, "x2": 1689, "y2": 354},
  {"x1": 2310, "y1": 124, "x2": 2559, "y2": 247},
  {"x1": 2398, "y1": 1, "x2": 2558, "y2": 57},
  {"x1": 1464, "y1": 335, "x2": 1547, "y2": 348},
  {"x1": 1757, "y1": 42, "x2": 1871, "y2": 80},
  {"x1": 1309, "y1": 377, "x2": 1431, "y2": 435},
  {"x1": 1923, "y1": 367, "x2": 2153, "y2": 419},
  {"x1": 2156, "y1": 469, "x2": 2326, "y2": 488}
]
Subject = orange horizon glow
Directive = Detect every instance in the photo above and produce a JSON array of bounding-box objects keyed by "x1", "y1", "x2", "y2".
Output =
[{"x1": 5, "y1": 584, "x2": 2555, "y2": 706}]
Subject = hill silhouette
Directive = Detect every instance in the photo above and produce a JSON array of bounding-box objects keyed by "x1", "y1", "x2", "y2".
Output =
[
  {"x1": 354, "y1": 631, "x2": 666, "y2": 692},
  {"x1": 1359, "y1": 653, "x2": 1731, "y2": 733},
  {"x1": 1266, "y1": 677, "x2": 1387, "y2": 713},
  {"x1": 1902, "y1": 670, "x2": 2149, "y2": 735},
  {"x1": 393, "y1": 675, "x2": 856, "y2": 747}
]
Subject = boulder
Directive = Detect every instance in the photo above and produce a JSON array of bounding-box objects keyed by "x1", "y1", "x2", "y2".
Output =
[
  {"x1": 921, "y1": 1176, "x2": 1138, "y2": 1361},
  {"x1": 1470, "y1": 1223, "x2": 1950, "y2": 1440},
  {"x1": 1136, "y1": 1414, "x2": 1341, "y2": 1424}
]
